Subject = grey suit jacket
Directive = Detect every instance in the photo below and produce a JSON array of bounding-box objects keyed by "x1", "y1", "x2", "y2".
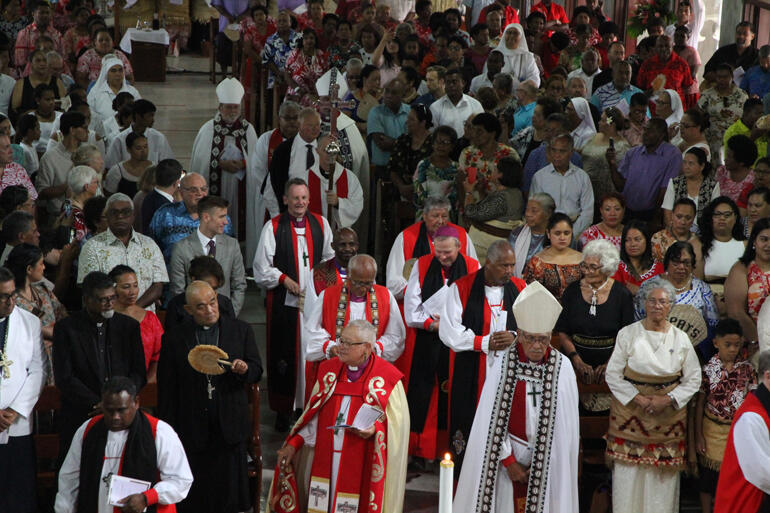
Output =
[{"x1": 169, "y1": 231, "x2": 247, "y2": 315}]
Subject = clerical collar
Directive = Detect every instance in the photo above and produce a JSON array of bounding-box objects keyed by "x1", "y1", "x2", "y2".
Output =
[
  {"x1": 349, "y1": 290, "x2": 366, "y2": 303},
  {"x1": 346, "y1": 355, "x2": 371, "y2": 381},
  {"x1": 334, "y1": 259, "x2": 347, "y2": 274},
  {"x1": 290, "y1": 215, "x2": 306, "y2": 228}
]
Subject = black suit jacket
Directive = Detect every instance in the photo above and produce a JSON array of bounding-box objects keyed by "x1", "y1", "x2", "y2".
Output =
[
  {"x1": 265, "y1": 135, "x2": 296, "y2": 211},
  {"x1": 141, "y1": 190, "x2": 172, "y2": 234},
  {"x1": 52, "y1": 311, "x2": 147, "y2": 438},
  {"x1": 157, "y1": 316, "x2": 263, "y2": 450},
  {"x1": 163, "y1": 292, "x2": 235, "y2": 334}
]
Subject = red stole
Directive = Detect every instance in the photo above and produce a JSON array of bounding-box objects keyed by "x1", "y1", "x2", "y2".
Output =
[
  {"x1": 274, "y1": 356, "x2": 403, "y2": 513},
  {"x1": 401, "y1": 222, "x2": 471, "y2": 260},
  {"x1": 270, "y1": 212, "x2": 324, "y2": 279},
  {"x1": 308, "y1": 167, "x2": 349, "y2": 218},
  {"x1": 82, "y1": 414, "x2": 174, "y2": 513},
  {"x1": 267, "y1": 128, "x2": 284, "y2": 166},
  {"x1": 305, "y1": 284, "x2": 392, "y2": 403},
  {"x1": 714, "y1": 387, "x2": 770, "y2": 512}
]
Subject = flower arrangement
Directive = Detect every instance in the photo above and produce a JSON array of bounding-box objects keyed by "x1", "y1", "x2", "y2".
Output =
[{"x1": 627, "y1": 0, "x2": 676, "y2": 38}]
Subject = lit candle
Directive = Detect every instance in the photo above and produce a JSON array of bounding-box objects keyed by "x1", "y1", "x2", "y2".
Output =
[{"x1": 439, "y1": 452, "x2": 454, "y2": 513}]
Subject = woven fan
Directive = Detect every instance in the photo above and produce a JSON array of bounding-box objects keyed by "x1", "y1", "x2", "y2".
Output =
[
  {"x1": 651, "y1": 74, "x2": 666, "y2": 92},
  {"x1": 188, "y1": 345, "x2": 232, "y2": 375},
  {"x1": 668, "y1": 304, "x2": 707, "y2": 346},
  {"x1": 403, "y1": 258, "x2": 417, "y2": 280}
]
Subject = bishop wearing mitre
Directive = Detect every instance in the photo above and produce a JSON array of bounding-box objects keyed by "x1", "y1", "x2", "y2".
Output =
[
  {"x1": 270, "y1": 319, "x2": 409, "y2": 513},
  {"x1": 454, "y1": 280, "x2": 579, "y2": 513}
]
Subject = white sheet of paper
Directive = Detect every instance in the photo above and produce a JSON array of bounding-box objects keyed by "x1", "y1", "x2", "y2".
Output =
[
  {"x1": 421, "y1": 285, "x2": 449, "y2": 318},
  {"x1": 108, "y1": 474, "x2": 151, "y2": 506},
  {"x1": 284, "y1": 291, "x2": 299, "y2": 308},
  {"x1": 328, "y1": 404, "x2": 384, "y2": 430},
  {"x1": 734, "y1": 66, "x2": 746, "y2": 87},
  {"x1": 510, "y1": 434, "x2": 533, "y2": 467},
  {"x1": 0, "y1": 429, "x2": 8, "y2": 445}
]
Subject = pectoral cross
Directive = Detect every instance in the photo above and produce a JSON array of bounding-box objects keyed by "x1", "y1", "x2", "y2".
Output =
[
  {"x1": 302, "y1": 251, "x2": 309, "y2": 267},
  {"x1": 334, "y1": 410, "x2": 346, "y2": 435},
  {"x1": 207, "y1": 381, "x2": 215, "y2": 400},
  {"x1": 528, "y1": 386, "x2": 541, "y2": 407},
  {"x1": 0, "y1": 351, "x2": 12, "y2": 379}
]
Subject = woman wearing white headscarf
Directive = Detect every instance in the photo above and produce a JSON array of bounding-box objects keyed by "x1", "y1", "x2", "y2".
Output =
[
  {"x1": 493, "y1": 23, "x2": 540, "y2": 87},
  {"x1": 568, "y1": 97, "x2": 596, "y2": 151},
  {"x1": 655, "y1": 89, "x2": 684, "y2": 128},
  {"x1": 86, "y1": 54, "x2": 141, "y2": 128}
]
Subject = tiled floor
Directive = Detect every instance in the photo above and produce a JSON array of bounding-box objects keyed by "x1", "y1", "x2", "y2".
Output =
[{"x1": 140, "y1": 54, "x2": 704, "y2": 513}]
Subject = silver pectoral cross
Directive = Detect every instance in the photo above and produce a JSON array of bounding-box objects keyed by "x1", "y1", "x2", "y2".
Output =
[
  {"x1": 207, "y1": 380, "x2": 215, "y2": 399},
  {"x1": 0, "y1": 351, "x2": 12, "y2": 379}
]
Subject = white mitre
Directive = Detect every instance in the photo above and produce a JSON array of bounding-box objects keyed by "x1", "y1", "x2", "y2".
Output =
[
  {"x1": 216, "y1": 77, "x2": 244, "y2": 104},
  {"x1": 316, "y1": 68, "x2": 349, "y2": 98},
  {"x1": 512, "y1": 281, "x2": 563, "y2": 334}
]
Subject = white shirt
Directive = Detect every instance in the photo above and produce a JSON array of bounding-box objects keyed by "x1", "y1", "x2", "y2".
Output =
[
  {"x1": 36, "y1": 140, "x2": 73, "y2": 214},
  {"x1": 439, "y1": 282, "x2": 507, "y2": 355},
  {"x1": 289, "y1": 135, "x2": 318, "y2": 181},
  {"x1": 429, "y1": 94, "x2": 484, "y2": 138},
  {"x1": 469, "y1": 73, "x2": 494, "y2": 95},
  {"x1": 153, "y1": 187, "x2": 174, "y2": 202},
  {"x1": 0, "y1": 73, "x2": 15, "y2": 115},
  {"x1": 105, "y1": 127, "x2": 174, "y2": 170},
  {"x1": 197, "y1": 228, "x2": 215, "y2": 255},
  {"x1": 567, "y1": 67, "x2": 602, "y2": 99},
  {"x1": 529, "y1": 163, "x2": 595, "y2": 237},
  {"x1": 733, "y1": 411, "x2": 770, "y2": 494},
  {"x1": 55, "y1": 418, "x2": 193, "y2": 513}
]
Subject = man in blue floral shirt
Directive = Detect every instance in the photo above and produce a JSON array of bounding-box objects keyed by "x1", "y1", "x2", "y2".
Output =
[{"x1": 261, "y1": 10, "x2": 301, "y2": 89}]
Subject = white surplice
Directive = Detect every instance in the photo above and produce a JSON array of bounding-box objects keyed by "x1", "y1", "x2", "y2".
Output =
[
  {"x1": 732, "y1": 412, "x2": 770, "y2": 494},
  {"x1": 605, "y1": 321, "x2": 701, "y2": 513},
  {"x1": 189, "y1": 117, "x2": 259, "y2": 238},
  {"x1": 385, "y1": 227, "x2": 477, "y2": 300},
  {"x1": 105, "y1": 127, "x2": 174, "y2": 170},
  {"x1": 404, "y1": 261, "x2": 446, "y2": 328},
  {"x1": 55, "y1": 418, "x2": 194, "y2": 513},
  {"x1": 0, "y1": 307, "x2": 44, "y2": 439},
  {"x1": 303, "y1": 287, "x2": 405, "y2": 363},
  {"x1": 438, "y1": 283, "x2": 505, "y2": 354},
  {"x1": 453, "y1": 346, "x2": 579, "y2": 513},
  {"x1": 301, "y1": 162, "x2": 363, "y2": 230},
  {"x1": 337, "y1": 114, "x2": 371, "y2": 249},
  {"x1": 253, "y1": 216, "x2": 334, "y2": 406},
  {"x1": 247, "y1": 128, "x2": 283, "y2": 267}
]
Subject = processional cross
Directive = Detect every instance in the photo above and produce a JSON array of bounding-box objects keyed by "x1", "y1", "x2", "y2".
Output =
[{"x1": 0, "y1": 350, "x2": 12, "y2": 379}]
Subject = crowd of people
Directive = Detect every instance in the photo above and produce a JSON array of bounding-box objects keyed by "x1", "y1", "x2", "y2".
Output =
[{"x1": 1, "y1": 0, "x2": 770, "y2": 512}]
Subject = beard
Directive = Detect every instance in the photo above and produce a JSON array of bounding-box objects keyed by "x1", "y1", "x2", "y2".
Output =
[
  {"x1": 101, "y1": 309, "x2": 115, "y2": 319},
  {"x1": 221, "y1": 112, "x2": 241, "y2": 124}
]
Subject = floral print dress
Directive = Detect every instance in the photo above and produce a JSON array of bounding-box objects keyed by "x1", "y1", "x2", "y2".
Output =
[
  {"x1": 698, "y1": 86, "x2": 748, "y2": 162},
  {"x1": 413, "y1": 158, "x2": 459, "y2": 220},
  {"x1": 285, "y1": 48, "x2": 329, "y2": 102}
]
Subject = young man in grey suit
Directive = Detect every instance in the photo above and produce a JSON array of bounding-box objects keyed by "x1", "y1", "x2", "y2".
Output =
[{"x1": 168, "y1": 196, "x2": 247, "y2": 315}]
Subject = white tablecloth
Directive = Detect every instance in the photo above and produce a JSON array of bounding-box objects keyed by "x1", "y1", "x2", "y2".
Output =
[{"x1": 119, "y1": 28, "x2": 170, "y2": 54}]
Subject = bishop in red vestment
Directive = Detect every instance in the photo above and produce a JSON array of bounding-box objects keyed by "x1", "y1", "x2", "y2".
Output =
[{"x1": 270, "y1": 320, "x2": 409, "y2": 513}]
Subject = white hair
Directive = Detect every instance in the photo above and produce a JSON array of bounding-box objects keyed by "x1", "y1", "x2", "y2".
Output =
[
  {"x1": 181, "y1": 172, "x2": 206, "y2": 187},
  {"x1": 67, "y1": 165, "x2": 99, "y2": 195},
  {"x1": 348, "y1": 254, "x2": 377, "y2": 275},
  {"x1": 638, "y1": 276, "x2": 677, "y2": 305},
  {"x1": 581, "y1": 239, "x2": 620, "y2": 276},
  {"x1": 423, "y1": 196, "x2": 452, "y2": 215},
  {"x1": 71, "y1": 143, "x2": 101, "y2": 167},
  {"x1": 105, "y1": 192, "x2": 133, "y2": 211},
  {"x1": 344, "y1": 319, "x2": 377, "y2": 346}
]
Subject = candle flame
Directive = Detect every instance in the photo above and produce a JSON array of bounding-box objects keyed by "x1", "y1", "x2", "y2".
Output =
[{"x1": 444, "y1": 452, "x2": 452, "y2": 462}]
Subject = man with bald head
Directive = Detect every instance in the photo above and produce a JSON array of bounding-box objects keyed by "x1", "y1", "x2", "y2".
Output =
[
  {"x1": 299, "y1": 133, "x2": 364, "y2": 231},
  {"x1": 439, "y1": 240, "x2": 526, "y2": 472},
  {"x1": 158, "y1": 280, "x2": 262, "y2": 513},
  {"x1": 149, "y1": 172, "x2": 234, "y2": 262},
  {"x1": 265, "y1": 107, "x2": 322, "y2": 215},
  {"x1": 303, "y1": 254, "x2": 405, "y2": 402}
]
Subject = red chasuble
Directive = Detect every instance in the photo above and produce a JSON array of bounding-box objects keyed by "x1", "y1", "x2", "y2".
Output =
[
  {"x1": 311, "y1": 258, "x2": 343, "y2": 296},
  {"x1": 304, "y1": 283, "x2": 392, "y2": 404},
  {"x1": 307, "y1": 169, "x2": 349, "y2": 218},
  {"x1": 272, "y1": 355, "x2": 404, "y2": 513},
  {"x1": 714, "y1": 385, "x2": 770, "y2": 513}
]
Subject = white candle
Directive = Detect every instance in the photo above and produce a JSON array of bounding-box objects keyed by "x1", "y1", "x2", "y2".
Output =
[{"x1": 439, "y1": 452, "x2": 454, "y2": 513}]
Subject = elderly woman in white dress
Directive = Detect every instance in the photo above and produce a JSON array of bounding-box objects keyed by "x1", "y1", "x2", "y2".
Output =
[
  {"x1": 605, "y1": 276, "x2": 701, "y2": 513},
  {"x1": 566, "y1": 97, "x2": 596, "y2": 151},
  {"x1": 493, "y1": 23, "x2": 540, "y2": 87},
  {"x1": 86, "y1": 54, "x2": 141, "y2": 128}
]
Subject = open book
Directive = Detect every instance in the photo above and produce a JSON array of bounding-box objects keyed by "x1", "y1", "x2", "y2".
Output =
[{"x1": 328, "y1": 404, "x2": 384, "y2": 431}]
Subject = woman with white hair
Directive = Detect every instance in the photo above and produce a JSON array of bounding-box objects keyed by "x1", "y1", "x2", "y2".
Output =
[
  {"x1": 605, "y1": 276, "x2": 701, "y2": 513},
  {"x1": 60, "y1": 164, "x2": 100, "y2": 242},
  {"x1": 509, "y1": 192, "x2": 554, "y2": 278},
  {"x1": 492, "y1": 24, "x2": 540, "y2": 87},
  {"x1": 86, "y1": 54, "x2": 140, "y2": 127},
  {"x1": 556, "y1": 238, "x2": 634, "y2": 412},
  {"x1": 71, "y1": 142, "x2": 105, "y2": 174}
]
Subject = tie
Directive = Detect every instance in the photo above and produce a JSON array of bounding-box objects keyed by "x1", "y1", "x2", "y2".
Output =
[
  {"x1": 306, "y1": 144, "x2": 315, "y2": 169},
  {"x1": 207, "y1": 239, "x2": 216, "y2": 257}
]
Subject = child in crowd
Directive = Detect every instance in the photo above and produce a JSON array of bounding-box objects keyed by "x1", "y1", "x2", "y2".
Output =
[{"x1": 695, "y1": 318, "x2": 757, "y2": 513}]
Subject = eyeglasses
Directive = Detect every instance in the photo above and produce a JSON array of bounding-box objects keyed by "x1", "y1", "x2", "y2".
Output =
[
  {"x1": 669, "y1": 257, "x2": 693, "y2": 267},
  {"x1": 182, "y1": 186, "x2": 209, "y2": 194},
  {"x1": 712, "y1": 210, "x2": 735, "y2": 219},
  {"x1": 520, "y1": 334, "x2": 550, "y2": 346},
  {"x1": 338, "y1": 338, "x2": 368, "y2": 348},
  {"x1": 580, "y1": 262, "x2": 603, "y2": 272},
  {"x1": 645, "y1": 298, "x2": 671, "y2": 306},
  {"x1": 0, "y1": 293, "x2": 14, "y2": 304},
  {"x1": 107, "y1": 207, "x2": 133, "y2": 219},
  {"x1": 349, "y1": 279, "x2": 375, "y2": 288},
  {"x1": 94, "y1": 295, "x2": 117, "y2": 305}
]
